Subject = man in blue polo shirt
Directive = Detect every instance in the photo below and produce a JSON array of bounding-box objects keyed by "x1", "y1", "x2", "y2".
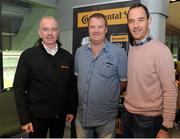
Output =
[{"x1": 74, "y1": 13, "x2": 127, "y2": 138}]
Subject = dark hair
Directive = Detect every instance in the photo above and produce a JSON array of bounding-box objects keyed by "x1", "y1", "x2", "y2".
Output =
[
  {"x1": 88, "y1": 13, "x2": 108, "y2": 27},
  {"x1": 127, "y1": 3, "x2": 150, "y2": 20}
]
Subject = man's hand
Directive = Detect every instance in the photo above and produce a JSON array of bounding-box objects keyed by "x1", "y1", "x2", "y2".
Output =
[
  {"x1": 156, "y1": 129, "x2": 170, "y2": 138},
  {"x1": 21, "y1": 122, "x2": 34, "y2": 133},
  {"x1": 120, "y1": 81, "x2": 127, "y2": 90},
  {"x1": 66, "y1": 114, "x2": 74, "y2": 123}
]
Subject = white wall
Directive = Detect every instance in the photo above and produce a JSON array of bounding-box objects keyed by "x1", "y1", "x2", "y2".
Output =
[{"x1": 60, "y1": 30, "x2": 73, "y2": 53}]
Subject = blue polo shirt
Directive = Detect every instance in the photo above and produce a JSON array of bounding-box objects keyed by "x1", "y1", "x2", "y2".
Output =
[{"x1": 75, "y1": 40, "x2": 127, "y2": 127}]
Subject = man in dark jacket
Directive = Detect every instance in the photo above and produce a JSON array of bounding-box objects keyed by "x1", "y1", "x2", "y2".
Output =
[{"x1": 13, "y1": 16, "x2": 77, "y2": 138}]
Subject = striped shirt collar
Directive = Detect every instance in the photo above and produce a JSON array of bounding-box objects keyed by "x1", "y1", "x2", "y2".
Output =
[{"x1": 133, "y1": 36, "x2": 152, "y2": 46}]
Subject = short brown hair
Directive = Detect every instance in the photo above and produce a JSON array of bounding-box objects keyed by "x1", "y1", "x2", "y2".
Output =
[{"x1": 88, "y1": 13, "x2": 108, "y2": 27}]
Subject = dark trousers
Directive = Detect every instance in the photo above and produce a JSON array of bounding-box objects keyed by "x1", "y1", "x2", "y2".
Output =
[
  {"x1": 29, "y1": 116, "x2": 66, "y2": 138},
  {"x1": 121, "y1": 108, "x2": 162, "y2": 138}
]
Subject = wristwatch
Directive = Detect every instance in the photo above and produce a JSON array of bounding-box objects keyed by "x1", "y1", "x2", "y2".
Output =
[{"x1": 161, "y1": 125, "x2": 171, "y2": 133}]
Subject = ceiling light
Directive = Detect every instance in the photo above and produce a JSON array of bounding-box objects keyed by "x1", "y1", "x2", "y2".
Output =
[{"x1": 170, "y1": 0, "x2": 180, "y2": 3}]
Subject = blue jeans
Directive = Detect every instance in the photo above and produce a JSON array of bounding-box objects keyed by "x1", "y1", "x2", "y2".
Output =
[
  {"x1": 81, "y1": 118, "x2": 116, "y2": 138},
  {"x1": 121, "y1": 108, "x2": 162, "y2": 138}
]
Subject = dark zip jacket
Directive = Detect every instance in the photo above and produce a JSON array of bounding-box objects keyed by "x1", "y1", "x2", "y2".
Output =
[{"x1": 13, "y1": 39, "x2": 77, "y2": 125}]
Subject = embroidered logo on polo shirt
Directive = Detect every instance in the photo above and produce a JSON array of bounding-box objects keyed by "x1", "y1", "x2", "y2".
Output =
[{"x1": 60, "y1": 65, "x2": 69, "y2": 69}]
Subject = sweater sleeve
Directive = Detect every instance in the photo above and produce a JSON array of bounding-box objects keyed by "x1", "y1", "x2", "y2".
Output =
[
  {"x1": 13, "y1": 50, "x2": 31, "y2": 125},
  {"x1": 156, "y1": 47, "x2": 177, "y2": 128}
]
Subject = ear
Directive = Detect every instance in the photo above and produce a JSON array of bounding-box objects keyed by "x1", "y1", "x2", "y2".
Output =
[
  {"x1": 38, "y1": 29, "x2": 42, "y2": 38},
  {"x1": 105, "y1": 27, "x2": 108, "y2": 34},
  {"x1": 148, "y1": 17, "x2": 152, "y2": 27}
]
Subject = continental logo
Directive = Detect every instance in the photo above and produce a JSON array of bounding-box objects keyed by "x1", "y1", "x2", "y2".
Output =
[
  {"x1": 77, "y1": 7, "x2": 129, "y2": 28},
  {"x1": 110, "y1": 34, "x2": 128, "y2": 42}
]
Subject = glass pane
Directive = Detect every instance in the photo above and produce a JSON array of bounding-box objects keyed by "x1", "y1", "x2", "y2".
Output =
[{"x1": 3, "y1": 51, "x2": 21, "y2": 88}]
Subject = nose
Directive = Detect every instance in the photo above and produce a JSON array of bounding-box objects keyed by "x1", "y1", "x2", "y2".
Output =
[
  {"x1": 48, "y1": 29, "x2": 52, "y2": 35},
  {"x1": 133, "y1": 20, "x2": 139, "y2": 28},
  {"x1": 94, "y1": 27, "x2": 99, "y2": 32}
]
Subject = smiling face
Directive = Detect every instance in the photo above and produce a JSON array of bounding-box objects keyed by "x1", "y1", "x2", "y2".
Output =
[
  {"x1": 127, "y1": 7, "x2": 151, "y2": 41},
  {"x1": 88, "y1": 16, "x2": 107, "y2": 45},
  {"x1": 38, "y1": 17, "x2": 59, "y2": 48}
]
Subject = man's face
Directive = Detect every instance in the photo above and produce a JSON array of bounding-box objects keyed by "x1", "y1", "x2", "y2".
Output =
[
  {"x1": 38, "y1": 17, "x2": 59, "y2": 47},
  {"x1": 88, "y1": 17, "x2": 107, "y2": 45},
  {"x1": 128, "y1": 7, "x2": 151, "y2": 41}
]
